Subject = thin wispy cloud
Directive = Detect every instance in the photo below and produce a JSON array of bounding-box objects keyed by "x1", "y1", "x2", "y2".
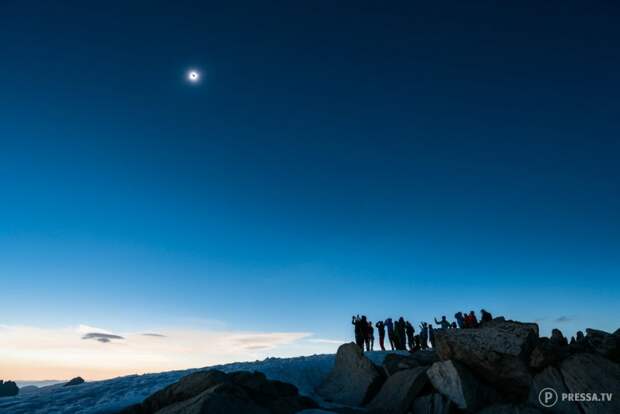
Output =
[
  {"x1": 82, "y1": 332, "x2": 125, "y2": 343},
  {"x1": 0, "y1": 324, "x2": 326, "y2": 381},
  {"x1": 554, "y1": 316, "x2": 573, "y2": 323}
]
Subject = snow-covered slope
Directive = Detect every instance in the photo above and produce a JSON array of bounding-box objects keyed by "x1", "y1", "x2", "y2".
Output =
[{"x1": 0, "y1": 351, "x2": 398, "y2": 414}]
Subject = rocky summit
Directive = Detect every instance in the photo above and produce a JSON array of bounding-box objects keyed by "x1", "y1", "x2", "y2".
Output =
[{"x1": 62, "y1": 319, "x2": 617, "y2": 414}]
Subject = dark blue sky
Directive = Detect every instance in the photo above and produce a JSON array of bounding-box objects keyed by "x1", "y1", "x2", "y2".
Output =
[{"x1": 1, "y1": 1, "x2": 619, "y2": 342}]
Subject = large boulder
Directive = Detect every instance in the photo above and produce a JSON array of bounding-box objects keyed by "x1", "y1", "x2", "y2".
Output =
[
  {"x1": 316, "y1": 343, "x2": 385, "y2": 406},
  {"x1": 527, "y1": 366, "x2": 579, "y2": 414},
  {"x1": 0, "y1": 380, "x2": 19, "y2": 398},
  {"x1": 560, "y1": 353, "x2": 620, "y2": 414},
  {"x1": 156, "y1": 382, "x2": 267, "y2": 414},
  {"x1": 434, "y1": 321, "x2": 538, "y2": 398},
  {"x1": 63, "y1": 376, "x2": 85, "y2": 387},
  {"x1": 427, "y1": 360, "x2": 485, "y2": 411},
  {"x1": 585, "y1": 328, "x2": 620, "y2": 363},
  {"x1": 366, "y1": 367, "x2": 428, "y2": 414},
  {"x1": 410, "y1": 393, "x2": 452, "y2": 414},
  {"x1": 122, "y1": 369, "x2": 316, "y2": 414},
  {"x1": 382, "y1": 352, "x2": 438, "y2": 376}
]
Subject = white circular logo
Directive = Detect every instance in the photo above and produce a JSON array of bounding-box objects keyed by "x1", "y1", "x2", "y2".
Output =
[{"x1": 538, "y1": 387, "x2": 559, "y2": 407}]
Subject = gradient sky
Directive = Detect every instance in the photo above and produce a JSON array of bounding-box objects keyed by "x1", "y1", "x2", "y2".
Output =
[{"x1": 1, "y1": 1, "x2": 619, "y2": 380}]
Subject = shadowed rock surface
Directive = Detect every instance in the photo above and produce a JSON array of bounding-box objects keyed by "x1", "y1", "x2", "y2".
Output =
[
  {"x1": 427, "y1": 359, "x2": 484, "y2": 411},
  {"x1": 366, "y1": 367, "x2": 428, "y2": 414},
  {"x1": 63, "y1": 377, "x2": 85, "y2": 387},
  {"x1": 560, "y1": 353, "x2": 620, "y2": 414},
  {"x1": 0, "y1": 381, "x2": 19, "y2": 398},
  {"x1": 316, "y1": 342, "x2": 385, "y2": 406},
  {"x1": 434, "y1": 320, "x2": 538, "y2": 399},
  {"x1": 121, "y1": 369, "x2": 317, "y2": 414}
]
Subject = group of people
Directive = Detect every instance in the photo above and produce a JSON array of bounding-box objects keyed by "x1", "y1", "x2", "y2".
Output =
[{"x1": 352, "y1": 309, "x2": 495, "y2": 352}]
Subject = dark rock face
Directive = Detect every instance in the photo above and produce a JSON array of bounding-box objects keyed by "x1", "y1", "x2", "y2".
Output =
[
  {"x1": 434, "y1": 321, "x2": 538, "y2": 399},
  {"x1": 529, "y1": 337, "x2": 567, "y2": 371},
  {"x1": 0, "y1": 380, "x2": 19, "y2": 397},
  {"x1": 585, "y1": 329, "x2": 620, "y2": 363},
  {"x1": 366, "y1": 367, "x2": 428, "y2": 414},
  {"x1": 63, "y1": 377, "x2": 85, "y2": 387},
  {"x1": 382, "y1": 351, "x2": 439, "y2": 376},
  {"x1": 560, "y1": 353, "x2": 620, "y2": 414},
  {"x1": 528, "y1": 366, "x2": 580, "y2": 414},
  {"x1": 410, "y1": 393, "x2": 452, "y2": 414},
  {"x1": 427, "y1": 359, "x2": 485, "y2": 411},
  {"x1": 121, "y1": 369, "x2": 316, "y2": 414},
  {"x1": 316, "y1": 343, "x2": 385, "y2": 406}
]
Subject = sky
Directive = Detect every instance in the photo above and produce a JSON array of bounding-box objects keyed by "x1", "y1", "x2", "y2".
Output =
[{"x1": 1, "y1": 1, "x2": 619, "y2": 380}]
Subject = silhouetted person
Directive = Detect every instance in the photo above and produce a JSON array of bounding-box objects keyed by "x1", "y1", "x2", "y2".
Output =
[
  {"x1": 451, "y1": 322, "x2": 457, "y2": 329},
  {"x1": 454, "y1": 312, "x2": 465, "y2": 329},
  {"x1": 396, "y1": 317, "x2": 407, "y2": 350},
  {"x1": 385, "y1": 318, "x2": 395, "y2": 350},
  {"x1": 367, "y1": 321, "x2": 375, "y2": 351},
  {"x1": 576, "y1": 331, "x2": 585, "y2": 342},
  {"x1": 434, "y1": 315, "x2": 450, "y2": 330},
  {"x1": 480, "y1": 309, "x2": 493, "y2": 323},
  {"x1": 376, "y1": 320, "x2": 386, "y2": 351},
  {"x1": 352, "y1": 315, "x2": 364, "y2": 349},
  {"x1": 405, "y1": 321, "x2": 415, "y2": 351},
  {"x1": 419, "y1": 322, "x2": 428, "y2": 349},
  {"x1": 352, "y1": 315, "x2": 368, "y2": 350},
  {"x1": 428, "y1": 324, "x2": 436, "y2": 347},
  {"x1": 464, "y1": 311, "x2": 479, "y2": 328}
]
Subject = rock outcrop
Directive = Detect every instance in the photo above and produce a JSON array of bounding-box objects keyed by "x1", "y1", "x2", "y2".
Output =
[
  {"x1": 584, "y1": 328, "x2": 620, "y2": 363},
  {"x1": 122, "y1": 369, "x2": 316, "y2": 414},
  {"x1": 528, "y1": 366, "x2": 579, "y2": 414},
  {"x1": 410, "y1": 393, "x2": 452, "y2": 414},
  {"x1": 427, "y1": 359, "x2": 486, "y2": 411},
  {"x1": 316, "y1": 343, "x2": 384, "y2": 406},
  {"x1": 366, "y1": 367, "x2": 428, "y2": 414},
  {"x1": 560, "y1": 353, "x2": 620, "y2": 414},
  {"x1": 64, "y1": 377, "x2": 85, "y2": 387},
  {"x1": 382, "y1": 351, "x2": 437, "y2": 376},
  {"x1": 0, "y1": 380, "x2": 19, "y2": 398},
  {"x1": 434, "y1": 320, "x2": 538, "y2": 398}
]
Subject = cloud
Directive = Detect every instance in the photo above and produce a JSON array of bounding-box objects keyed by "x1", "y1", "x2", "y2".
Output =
[
  {"x1": 82, "y1": 332, "x2": 125, "y2": 343},
  {"x1": 0, "y1": 324, "x2": 323, "y2": 381},
  {"x1": 554, "y1": 316, "x2": 573, "y2": 323}
]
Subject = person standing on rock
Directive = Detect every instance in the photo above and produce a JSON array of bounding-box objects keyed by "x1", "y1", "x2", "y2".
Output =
[
  {"x1": 367, "y1": 321, "x2": 375, "y2": 351},
  {"x1": 428, "y1": 324, "x2": 435, "y2": 347},
  {"x1": 385, "y1": 318, "x2": 395, "y2": 350},
  {"x1": 434, "y1": 315, "x2": 450, "y2": 329},
  {"x1": 419, "y1": 322, "x2": 428, "y2": 349},
  {"x1": 464, "y1": 311, "x2": 478, "y2": 328},
  {"x1": 376, "y1": 320, "x2": 386, "y2": 351},
  {"x1": 352, "y1": 315, "x2": 365, "y2": 350},
  {"x1": 396, "y1": 317, "x2": 407, "y2": 350},
  {"x1": 454, "y1": 312, "x2": 465, "y2": 328},
  {"x1": 405, "y1": 321, "x2": 415, "y2": 351}
]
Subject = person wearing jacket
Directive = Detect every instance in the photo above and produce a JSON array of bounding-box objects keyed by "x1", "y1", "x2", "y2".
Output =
[
  {"x1": 434, "y1": 315, "x2": 450, "y2": 330},
  {"x1": 376, "y1": 320, "x2": 386, "y2": 351},
  {"x1": 367, "y1": 321, "x2": 375, "y2": 351},
  {"x1": 454, "y1": 312, "x2": 465, "y2": 329},
  {"x1": 385, "y1": 318, "x2": 395, "y2": 350},
  {"x1": 405, "y1": 321, "x2": 415, "y2": 351}
]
